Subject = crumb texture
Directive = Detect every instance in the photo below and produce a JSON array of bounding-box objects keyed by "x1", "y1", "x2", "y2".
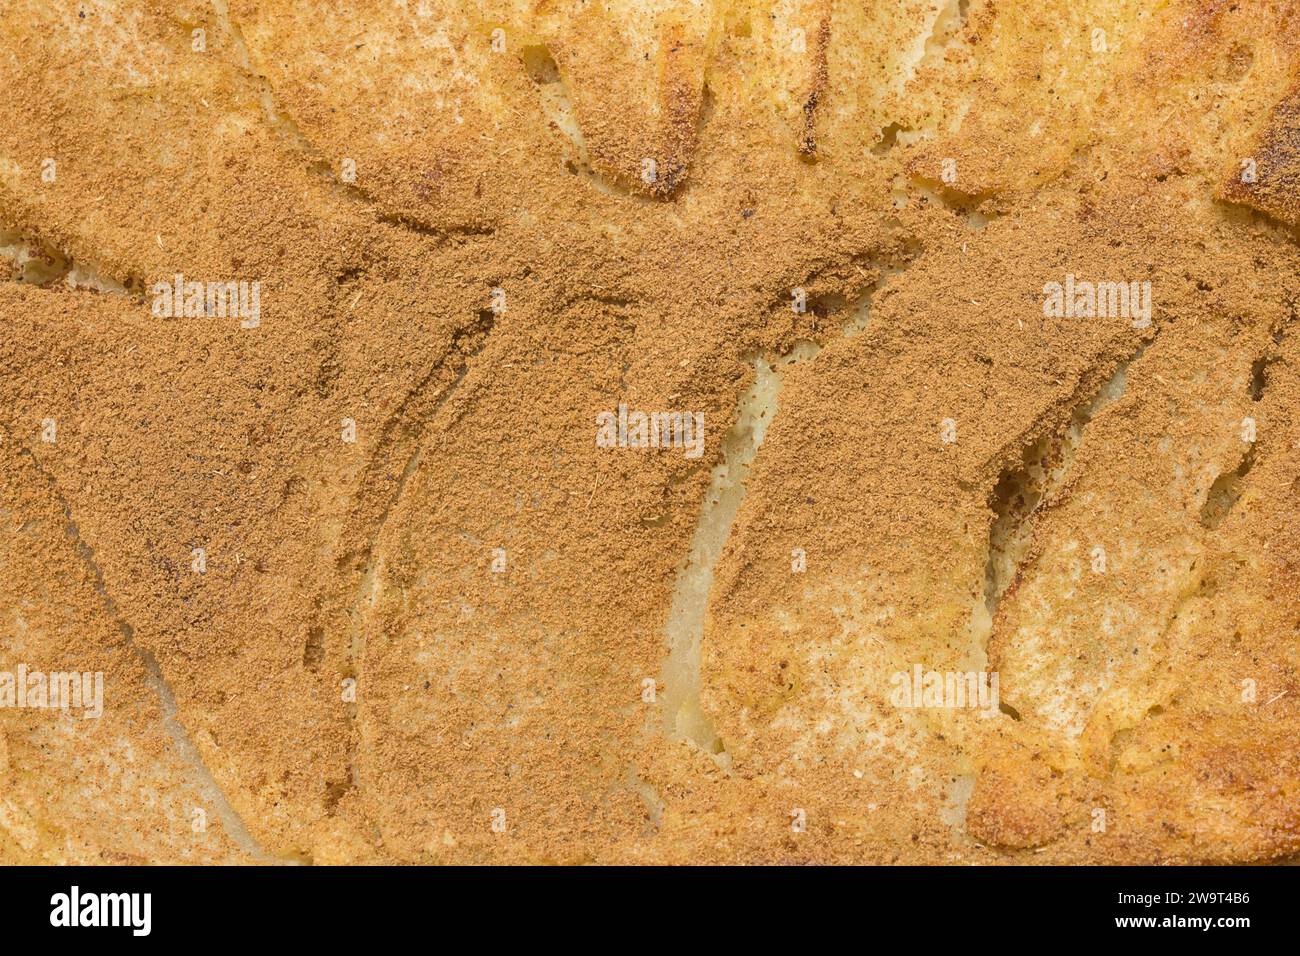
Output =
[{"x1": 0, "y1": 0, "x2": 1298, "y2": 864}]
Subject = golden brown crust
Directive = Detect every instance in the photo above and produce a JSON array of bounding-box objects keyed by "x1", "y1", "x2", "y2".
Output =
[
  {"x1": 1, "y1": 0, "x2": 1299, "y2": 864},
  {"x1": 1219, "y1": 81, "x2": 1300, "y2": 229}
]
